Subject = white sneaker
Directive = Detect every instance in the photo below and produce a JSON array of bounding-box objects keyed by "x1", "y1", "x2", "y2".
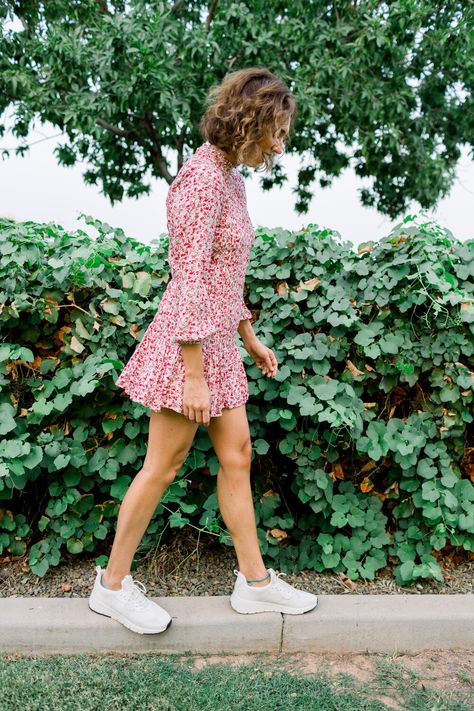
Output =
[
  {"x1": 230, "y1": 567, "x2": 318, "y2": 615},
  {"x1": 88, "y1": 565, "x2": 172, "y2": 634}
]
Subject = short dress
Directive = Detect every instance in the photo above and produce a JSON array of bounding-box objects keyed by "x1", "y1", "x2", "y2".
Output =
[{"x1": 114, "y1": 141, "x2": 255, "y2": 418}]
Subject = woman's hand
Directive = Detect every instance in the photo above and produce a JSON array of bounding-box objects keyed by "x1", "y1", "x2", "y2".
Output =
[
  {"x1": 182, "y1": 374, "x2": 212, "y2": 426},
  {"x1": 243, "y1": 337, "x2": 278, "y2": 378}
]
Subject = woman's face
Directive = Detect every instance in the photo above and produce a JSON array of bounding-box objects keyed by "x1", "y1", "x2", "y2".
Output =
[
  {"x1": 223, "y1": 116, "x2": 292, "y2": 167},
  {"x1": 258, "y1": 117, "x2": 291, "y2": 157}
]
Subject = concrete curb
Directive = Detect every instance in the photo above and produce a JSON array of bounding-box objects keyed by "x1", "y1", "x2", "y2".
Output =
[{"x1": 1, "y1": 594, "x2": 473, "y2": 656}]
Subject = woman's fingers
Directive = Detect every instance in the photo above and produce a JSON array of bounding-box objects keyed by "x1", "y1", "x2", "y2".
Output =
[
  {"x1": 264, "y1": 350, "x2": 277, "y2": 376},
  {"x1": 183, "y1": 403, "x2": 211, "y2": 425},
  {"x1": 259, "y1": 355, "x2": 277, "y2": 376}
]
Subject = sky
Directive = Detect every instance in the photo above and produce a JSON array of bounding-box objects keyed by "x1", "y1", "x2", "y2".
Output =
[{"x1": 1, "y1": 114, "x2": 473, "y2": 249}]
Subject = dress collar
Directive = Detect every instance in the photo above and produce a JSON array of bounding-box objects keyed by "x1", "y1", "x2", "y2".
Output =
[{"x1": 203, "y1": 141, "x2": 236, "y2": 172}]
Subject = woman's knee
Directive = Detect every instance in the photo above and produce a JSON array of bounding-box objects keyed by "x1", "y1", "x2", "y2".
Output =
[
  {"x1": 139, "y1": 455, "x2": 187, "y2": 487},
  {"x1": 219, "y1": 437, "x2": 252, "y2": 472}
]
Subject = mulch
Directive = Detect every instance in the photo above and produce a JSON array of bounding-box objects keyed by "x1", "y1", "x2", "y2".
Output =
[{"x1": 1, "y1": 528, "x2": 472, "y2": 598}]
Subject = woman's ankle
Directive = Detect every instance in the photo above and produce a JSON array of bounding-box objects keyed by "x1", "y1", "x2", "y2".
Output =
[
  {"x1": 243, "y1": 569, "x2": 271, "y2": 587},
  {"x1": 102, "y1": 569, "x2": 126, "y2": 591}
]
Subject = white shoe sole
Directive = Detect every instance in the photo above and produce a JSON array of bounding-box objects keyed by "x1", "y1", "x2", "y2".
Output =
[
  {"x1": 88, "y1": 594, "x2": 172, "y2": 635},
  {"x1": 229, "y1": 593, "x2": 318, "y2": 615}
]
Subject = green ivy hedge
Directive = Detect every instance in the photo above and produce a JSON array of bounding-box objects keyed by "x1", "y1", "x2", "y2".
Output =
[{"x1": 0, "y1": 213, "x2": 473, "y2": 586}]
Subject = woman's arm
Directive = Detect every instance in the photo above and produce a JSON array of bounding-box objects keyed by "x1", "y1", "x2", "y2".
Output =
[
  {"x1": 170, "y1": 166, "x2": 226, "y2": 344},
  {"x1": 180, "y1": 340, "x2": 211, "y2": 424},
  {"x1": 237, "y1": 317, "x2": 258, "y2": 348},
  {"x1": 180, "y1": 341, "x2": 205, "y2": 379}
]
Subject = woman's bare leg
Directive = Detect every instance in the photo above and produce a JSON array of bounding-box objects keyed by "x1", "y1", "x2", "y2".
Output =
[
  {"x1": 206, "y1": 404, "x2": 270, "y2": 587},
  {"x1": 103, "y1": 407, "x2": 200, "y2": 590}
]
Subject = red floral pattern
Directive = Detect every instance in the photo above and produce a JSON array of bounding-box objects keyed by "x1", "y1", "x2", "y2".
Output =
[{"x1": 115, "y1": 141, "x2": 255, "y2": 418}]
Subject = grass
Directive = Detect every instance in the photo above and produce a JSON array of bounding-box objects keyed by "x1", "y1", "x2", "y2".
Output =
[{"x1": 0, "y1": 650, "x2": 472, "y2": 711}]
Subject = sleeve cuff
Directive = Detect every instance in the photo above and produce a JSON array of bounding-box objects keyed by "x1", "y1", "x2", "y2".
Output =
[{"x1": 239, "y1": 303, "x2": 252, "y2": 321}]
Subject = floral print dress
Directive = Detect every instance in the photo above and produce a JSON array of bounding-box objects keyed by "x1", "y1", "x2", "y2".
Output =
[{"x1": 115, "y1": 141, "x2": 255, "y2": 418}]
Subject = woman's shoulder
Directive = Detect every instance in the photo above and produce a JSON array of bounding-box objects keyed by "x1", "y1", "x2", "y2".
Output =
[{"x1": 168, "y1": 145, "x2": 228, "y2": 198}]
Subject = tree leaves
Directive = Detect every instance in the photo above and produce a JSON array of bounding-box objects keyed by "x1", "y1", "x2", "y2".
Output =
[{"x1": 1, "y1": 2, "x2": 473, "y2": 214}]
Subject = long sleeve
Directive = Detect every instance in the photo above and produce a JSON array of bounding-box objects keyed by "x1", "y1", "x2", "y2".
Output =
[{"x1": 168, "y1": 166, "x2": 225, "y2": 344}]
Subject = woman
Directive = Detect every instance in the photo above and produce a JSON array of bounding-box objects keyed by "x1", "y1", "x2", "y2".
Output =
[{"x1": 88, "y1": 67, "x2": 318, "y2": 635}]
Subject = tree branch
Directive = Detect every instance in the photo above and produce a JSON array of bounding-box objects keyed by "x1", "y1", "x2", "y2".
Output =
[
  {"x1": 175, "y1": 129, "x2": 187, "y2": 172},
  {"x1": 143, "y1": 111, "x2": 174, "y2": 183},
  {"x1": 205, "y1": 0, "x2": 219, "y2": 31},
  {"x1": 96, "y1": 113, "x2": 174, "y2": 182},
  {"x1": 171, "y1": 0, "x2": 184, "y2": 14},
  {"x1": 95, "y1": 117, "x2": 139, "y2": 140},
  {"x1": 0, "y1": 132, "x2": 64, "y2": 151}
]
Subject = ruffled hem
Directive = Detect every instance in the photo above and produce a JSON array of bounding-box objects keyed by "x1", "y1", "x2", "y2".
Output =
[
  {"x1": 115, "y1": 326, "x2": 249, "y2": 418},
  {"x1": 119, "y1": 393, "x2": 249, "y2": 420}
]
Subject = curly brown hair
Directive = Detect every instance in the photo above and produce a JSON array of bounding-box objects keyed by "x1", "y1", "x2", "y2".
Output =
[{"x1": 199, "y1": 66, "x2": 297, "y2": 172}]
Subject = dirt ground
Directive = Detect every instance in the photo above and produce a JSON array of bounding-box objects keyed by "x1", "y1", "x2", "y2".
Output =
[
  {"x1": 180, "y1": 649, "x2": 474, "y2": 710},
  {"x1": 1, "y1": 527, "x2": 473, "y2": 597}
]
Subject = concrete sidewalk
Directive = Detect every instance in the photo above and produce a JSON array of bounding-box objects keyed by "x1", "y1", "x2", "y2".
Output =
[{"x1": 1, "y1": 594, "x2": 472, "y2": 656}]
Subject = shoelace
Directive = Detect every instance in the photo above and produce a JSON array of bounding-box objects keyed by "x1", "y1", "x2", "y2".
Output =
[
  {"x1": 272, "y1": 571, "x2": 295, "y2": 598},
  {"x1": 120, "y1": 579, "x2": 151, "y2": 610},
  {"x1": 233, "y1": 568, "x2": 296, "y2": 598}
]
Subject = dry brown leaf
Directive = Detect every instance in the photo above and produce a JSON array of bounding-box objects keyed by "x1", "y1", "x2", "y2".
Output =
[
  {"x1": 346, "y1": 359, "x2": 364, "y2": 377},
  {"x1": 360, "y1": 477, "x2": 374, "y2": 493},
  {"x1": 267, "y1": 528, "x2": 288, "y2": 541}
]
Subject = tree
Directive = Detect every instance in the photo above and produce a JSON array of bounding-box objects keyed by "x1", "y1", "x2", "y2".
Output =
[{"x1": 1, "y1": 0, "x2": 472, "y2": 217}]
